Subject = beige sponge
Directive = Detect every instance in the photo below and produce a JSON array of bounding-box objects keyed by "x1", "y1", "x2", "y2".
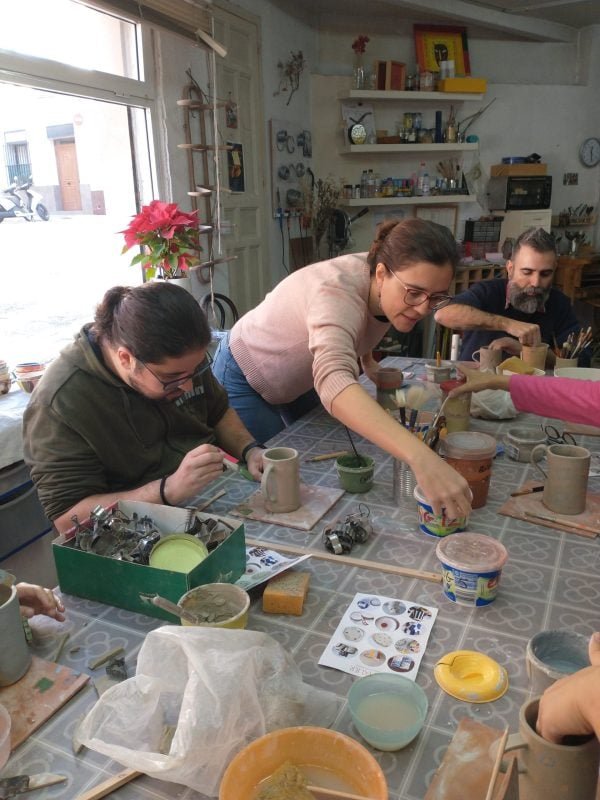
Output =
[{"x1": 262, "y1": 571, "x2": 310, "y2": 616}]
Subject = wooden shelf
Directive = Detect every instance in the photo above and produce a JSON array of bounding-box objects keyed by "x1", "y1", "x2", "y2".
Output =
[
  {"x1": 342, "y1": 143, "x2": 478, "y2": 154},
  {"x1": 340, "y1": 195, "x2": 476, "y2": 207},
  {"x1": 340, "y1": 90, "x2": 484, "y2": 102}
]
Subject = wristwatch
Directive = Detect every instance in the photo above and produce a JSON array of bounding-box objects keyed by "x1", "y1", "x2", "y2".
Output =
[{"x1": 240, "y1": 441, "x2": 265, "y2": 463}]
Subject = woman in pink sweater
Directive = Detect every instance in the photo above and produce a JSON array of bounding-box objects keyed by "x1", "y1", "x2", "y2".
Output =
[
  {"x1": 213, "y1": 218, "x2": 473, "y2": 521},
  {"x1": 453, "y1": 364, "x2": 600, "y2": 427}
]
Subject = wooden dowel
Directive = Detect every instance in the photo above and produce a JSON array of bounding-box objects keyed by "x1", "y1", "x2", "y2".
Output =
[
  {"x1": 195, "y1": 489, "x2": 227, "y2": 511},
  {"x1": 484, "y1": 727, "x2": 509, "y2": 800},
  {"x1": 245, "y1": 538, "x2": 441, "y2": 583},
  {"x1": 75, "y1": 768, "x2": 141, "y2": 800}
]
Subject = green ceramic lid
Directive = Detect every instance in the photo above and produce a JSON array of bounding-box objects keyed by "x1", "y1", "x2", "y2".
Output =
[{"x1": 149, "y1": 534, "x2": 208, "y2": 573}]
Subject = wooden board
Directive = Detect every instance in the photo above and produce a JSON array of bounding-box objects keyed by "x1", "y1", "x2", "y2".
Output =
[
  {"x1": 0, "y1": 656, "x2": 89, "y2": 751},
  {"x1": 425, "y1": 719, "x2": 508, "y2": 800},
  {"x1": 498, "y1": 482, "x2": 600, "y2": 538},
  {"x1": 230, "y1": 484, "x2": 344, "y2": 531}
]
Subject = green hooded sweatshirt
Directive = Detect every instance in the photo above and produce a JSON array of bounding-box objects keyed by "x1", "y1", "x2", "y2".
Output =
[{"x1": 23, "y1": 326, "x2": 229, "y2": 521}]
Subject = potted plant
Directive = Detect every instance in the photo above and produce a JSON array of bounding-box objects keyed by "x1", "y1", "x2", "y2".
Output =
[{"x1": 121, "y1": 200, "x2": 201, "y2": 290}]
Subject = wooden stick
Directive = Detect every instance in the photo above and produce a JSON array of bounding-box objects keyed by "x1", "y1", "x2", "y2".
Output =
[
  {"x1": 484, "y1": 727, "x2": 509, "y2": 800},
  {"x1": 524, "y1": 510, "x2": 598, "y2": 538},
  {"x1": 75, "y1": 768, "x2": 141, "y2": 800},
  {"x1": 245, "y1": 538, "x2": 441, "y2": 584},
  {"x1": 195, "y1": 489, "x2": 226, "y2": 511},
  {"x1": 305, "y1": 450, "x2": 349, "y2": 462},
  {"x1": 307, "y1": 786, "x2": 373, "y2": 800}
]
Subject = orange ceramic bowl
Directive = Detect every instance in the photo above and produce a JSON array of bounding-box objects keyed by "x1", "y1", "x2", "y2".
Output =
[{"x1": 219, "y1": 726, "x2": 388, "y2": 799}]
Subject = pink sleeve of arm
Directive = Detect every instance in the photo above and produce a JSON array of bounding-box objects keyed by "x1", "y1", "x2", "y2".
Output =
[{"x1": 510, "y1": 375, "x2": 600, "y2": 427}]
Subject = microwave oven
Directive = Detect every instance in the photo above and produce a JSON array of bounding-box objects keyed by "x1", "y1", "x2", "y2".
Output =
[{"x1": 487, "y1": 175, "x2": 552, "y2": 211}]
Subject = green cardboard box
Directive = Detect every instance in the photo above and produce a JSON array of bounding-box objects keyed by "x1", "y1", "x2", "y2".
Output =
[{"x1": 52, "y1": 500, "x2": 245, "y2": 621}]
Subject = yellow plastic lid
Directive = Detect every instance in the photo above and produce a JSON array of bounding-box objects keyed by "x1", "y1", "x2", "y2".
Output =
[
  {"x1": 434, "y1": 650, "x2": 508, "y2": 703},
  {"x1": 149, "y1": 534, "x2": 208, "y2": 573}
]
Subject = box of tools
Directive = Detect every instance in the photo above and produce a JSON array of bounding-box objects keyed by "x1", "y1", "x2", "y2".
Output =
[{"x1": 52, "y1": 500, "x2": 245, "y2": 621}]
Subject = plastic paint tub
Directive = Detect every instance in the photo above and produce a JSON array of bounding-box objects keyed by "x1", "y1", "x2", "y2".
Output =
[
  {"x1": 504, "y1": 427, "x2": 546, "y2": 463},
  {"x1": 414, "y1": 485, "x2": 468, "y2": 538},
  {"x1": 441, "y1": 431, "x2": 497, "y2": 509},
  {"x1": 336, "y1": 455, "x2": 374, "y2": 493},
  {"x1": 436, "y1": 532, "x2": 508, "y2": 606},
  {"x1": 425, "y1": 363, "x2": 452, "y2": 383}
]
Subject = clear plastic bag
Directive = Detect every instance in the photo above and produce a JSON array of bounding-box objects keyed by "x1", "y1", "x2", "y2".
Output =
[
  {"x1": 470, "y1": 389, "x2": 518, "y2": 420},
  {"x1": 77, "y1": 627, "x2": 338, "y2": 795}
]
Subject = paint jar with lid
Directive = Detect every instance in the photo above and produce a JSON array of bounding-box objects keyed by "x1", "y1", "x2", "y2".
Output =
[
  {"x1": 436, "y1": 532, "x2": 508, "y2": 606},
  {"x1": 414, "y1": 484, "x2": 468, "y2": 538},
  {"x1": 441, "y1": 431, "x2": 497, "y2": 509},
  {"x1": 425, "y1": 363, "x2": 452, "y2": 383},
  {"x1": 440, "y1": 379, "x2": 471, "y2": 434},
  {"x1": 375, "y1": 367, "x2": 404, "y2": 411},
  {"x1": 504, "y1": 427, "x2": 546, "y2": 463}
]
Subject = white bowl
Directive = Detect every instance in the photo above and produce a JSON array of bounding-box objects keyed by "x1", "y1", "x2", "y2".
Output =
[
  {"x1": 554, "y1": 367, "x2": 600, "y2": 381},
  {"x1": 500, "y1": 368, "x2": 545, "y2": 377}
]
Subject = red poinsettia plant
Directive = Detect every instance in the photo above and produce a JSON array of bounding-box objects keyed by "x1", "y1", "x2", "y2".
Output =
[
  {"x1": 121, "y1": 200, "x2": 201, "y2": 279},
  {"x1": 352, "y1": 35, "x2": 370, "y2": 55}
]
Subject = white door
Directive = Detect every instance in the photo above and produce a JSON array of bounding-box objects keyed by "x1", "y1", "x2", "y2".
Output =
[{"x1": 212, "y1": 4, "x2": 270, "y2": 316}]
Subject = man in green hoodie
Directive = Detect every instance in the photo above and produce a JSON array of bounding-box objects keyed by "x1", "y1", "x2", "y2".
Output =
[{"x1": 23, "y1": 282, "x2": 265, "y2": 534}]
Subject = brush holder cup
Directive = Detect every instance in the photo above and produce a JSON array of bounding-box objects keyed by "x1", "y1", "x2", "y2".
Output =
[{"x1": 393, "y1": 459, "x2": 416, "y2": 503}]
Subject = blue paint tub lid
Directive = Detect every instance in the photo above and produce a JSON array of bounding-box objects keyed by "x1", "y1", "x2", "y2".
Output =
[{"x1": 436, "y1": 532, "x2": 507, "y2": 573}]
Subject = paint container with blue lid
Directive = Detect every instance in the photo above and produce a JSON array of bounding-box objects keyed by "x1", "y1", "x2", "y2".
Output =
[{"x1": 436, "y1": 532, "x2": 507, "y2": 606}]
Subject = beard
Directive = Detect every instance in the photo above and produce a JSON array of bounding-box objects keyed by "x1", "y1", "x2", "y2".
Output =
[{"x1": 508, "y1": 283, "x2": 550, "y2": 314}]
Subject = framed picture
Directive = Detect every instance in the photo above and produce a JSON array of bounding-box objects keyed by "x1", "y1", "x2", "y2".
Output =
[
  {"x1": 227, "y1": 142, "x2": 245, "y2": 192},
  {"x1": 413, "y1": 205, "x2": 458, "y2": 236},
  {"x1": 414, "y1": 25, "x2": 471, "y2": 76}
]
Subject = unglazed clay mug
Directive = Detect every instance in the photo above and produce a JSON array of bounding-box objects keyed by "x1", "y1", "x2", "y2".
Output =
[
  {"x1": 504, "y1": 697, "x2": 600, "y2": 800},
  {"x1": 530, "y1": 443, "x2": 591, "y2": 515},
  {"x1": 261, "y1": 447, "x2": 300, "y2": 513},
  {"x1": 526, "y1": 630, "x2": 590, "y2": 696},
  {"x1": 521, "y1": 343, "x2": 549, "y2": 370},
  {"x1": 471, "y1": 346, "x2": 502, "y2": 372},
  {"x1": 0, "y1": 583, "x2": 32, "y2": 686}
]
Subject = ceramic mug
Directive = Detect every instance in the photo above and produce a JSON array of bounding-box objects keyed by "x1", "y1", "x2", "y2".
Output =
[
  {"x1": 504, "y1": 697, "x2": 600, "y2": 800},
  {"x1": 471, "y1": 346, "x2": 502, "y2": 372},
  {"x1": 0, "y1": 583, "x2": 32, "y2": 686},
  {"x1": 526, "y1": 630, "x2": 590, "y2": 696},
  {"x1": 261, "y1": 447, "x2": 300, "y2": 513},
  {"x1": 521, "y1": 343, "x2": 549, "y2": 371},
  {"x1": 530, "y1": 443, "x2": 591, "y2": 515}
]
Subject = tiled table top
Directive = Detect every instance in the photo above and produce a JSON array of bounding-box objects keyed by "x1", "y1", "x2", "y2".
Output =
[{"x1": 5, "y1": 358, "x2": 600, "y2": 799}]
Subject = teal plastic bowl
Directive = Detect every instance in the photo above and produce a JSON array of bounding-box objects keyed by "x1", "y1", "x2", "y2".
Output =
[{"x1": 348, "y1": 673, "x2": 428, "y2": 751}]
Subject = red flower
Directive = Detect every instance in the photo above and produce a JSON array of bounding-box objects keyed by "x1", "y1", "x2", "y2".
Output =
[
  {"x1": 121, "y1": 200, "x2": 201, "y2": 278},
  {"x1": 352, "y1": 35, "x2": 370, "y2": 55}
]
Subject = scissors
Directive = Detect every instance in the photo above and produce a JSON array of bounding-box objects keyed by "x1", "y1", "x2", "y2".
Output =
[{"x1": 542, "y1": 424, "x2": 576, "y2": 446}]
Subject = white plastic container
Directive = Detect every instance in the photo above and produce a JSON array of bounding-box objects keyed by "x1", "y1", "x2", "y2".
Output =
[{"x1": 436, "y1": 532, "x2": 507, "y2": 606}]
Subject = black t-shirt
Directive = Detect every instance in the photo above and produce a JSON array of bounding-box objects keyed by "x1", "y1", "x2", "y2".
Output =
[{"x1": 451, "y1": 278, "x2": 581, "y2": 361}]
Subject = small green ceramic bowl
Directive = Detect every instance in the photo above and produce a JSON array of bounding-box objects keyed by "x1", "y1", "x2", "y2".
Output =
[{"x1": 336, "y1": 454, "x2": 374, "y2": 493}]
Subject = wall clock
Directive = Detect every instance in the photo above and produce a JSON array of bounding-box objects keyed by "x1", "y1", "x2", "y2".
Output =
[{"x1": 579, "y1": 137, "x2": 600, "y2": 167}]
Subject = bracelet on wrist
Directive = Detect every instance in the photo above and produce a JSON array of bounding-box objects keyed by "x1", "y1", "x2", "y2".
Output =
[
  {"x1": 240, "y1": 441, "x2": 265, "y2": 464},
  {"x1": 159, "y1": 475, "x2": 172, "y2": 506}
]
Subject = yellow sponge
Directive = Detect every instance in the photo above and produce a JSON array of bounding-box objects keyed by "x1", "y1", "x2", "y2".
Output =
[
  {"x1": 262, "y1": 571, "x2": 311, "y2": 616},
  {"x1": 498, "y1": 356, "x2": 537, "y2": 375}
]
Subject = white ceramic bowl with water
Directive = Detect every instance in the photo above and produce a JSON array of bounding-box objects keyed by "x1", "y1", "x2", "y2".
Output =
[{"x1": 554, "y1": 367, "x2": 600, "y2": 381}]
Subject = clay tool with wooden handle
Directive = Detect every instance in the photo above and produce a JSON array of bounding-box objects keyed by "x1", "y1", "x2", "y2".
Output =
[
  {"x1": 139, "y1": 593, "x2": 200, "y2": 623},
  {"x1": 305, "y1": 450, "x2": 349, "y2": 462},
  {"x1": 75, "y1": 768, "x2": 141, "y2": 800},
  {"x1": 483, "y1": 727, "x2": 509, "y2": 800},
  {"x1": 246, "y1": 538, "x2": 441, "y2": 583},
  {"x1": 511, "y1": 485, "x2": 544, "y2": 497}
]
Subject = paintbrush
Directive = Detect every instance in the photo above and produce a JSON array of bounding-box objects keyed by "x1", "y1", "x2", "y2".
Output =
[
  {"x1": 395, "y1": 388, "x2": 407, "y2": 426},
  {"x1": 406, "y1": 383, "x2": 432, "y2": 433},
  {"x1": 523, "y1": 510, "x2": 599, "y2": 537},
  {"x1": 344, "y1": 426, "x2": 365, "y2": 466},
  {"x1": 511, "y1": 485, "x2": 544, "y2": 497},
  {"x1": 305, "y1": 450, "x2": 349, "y2": 462}
]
